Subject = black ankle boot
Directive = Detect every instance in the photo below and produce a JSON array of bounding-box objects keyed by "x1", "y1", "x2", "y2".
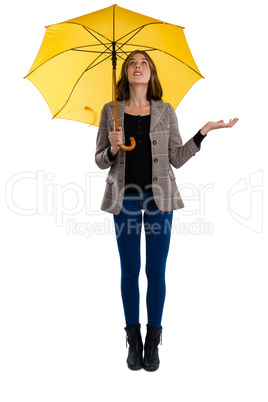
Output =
[
  {"x1": 143, "y1": 325, "x2": 162, "y2": 372},
  {"x1": 124, "y1": 324, "x2": 143, "y2": 370}
]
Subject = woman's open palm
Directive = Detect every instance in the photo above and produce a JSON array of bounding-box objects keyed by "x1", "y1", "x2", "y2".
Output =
[{"x1": 208, "y1": 118, "x2": 239, "y2": 130}]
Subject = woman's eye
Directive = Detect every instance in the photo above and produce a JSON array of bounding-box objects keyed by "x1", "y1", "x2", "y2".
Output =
[{"x1": 128, "y1": 60, "x2": 147, "y2": 66}]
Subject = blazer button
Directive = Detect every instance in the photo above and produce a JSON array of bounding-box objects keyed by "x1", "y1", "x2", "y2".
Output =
[
  {"x1": 154, "y1": 158, "x2": 158, "y2": 163},
  {"x1": 153, "y1": 140, "x2": 157, "y2": 145},
  {"x1": 153, "y1": 177, "x2": 158, "y2": 181}
]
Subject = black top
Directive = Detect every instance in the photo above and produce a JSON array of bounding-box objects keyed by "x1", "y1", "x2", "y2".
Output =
[{"x1": 107, "y1": 113, "x2": 206, "y2": 194}]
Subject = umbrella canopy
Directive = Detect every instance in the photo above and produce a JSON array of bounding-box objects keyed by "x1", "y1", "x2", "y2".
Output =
[{"x1": 25, "y1": 4, "x2": 203, "y2": 127}]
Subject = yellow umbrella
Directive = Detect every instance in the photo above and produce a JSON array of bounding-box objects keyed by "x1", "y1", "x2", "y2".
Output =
[{"x1": 25, "y1": 4, "x2": 203, "y2": 150}]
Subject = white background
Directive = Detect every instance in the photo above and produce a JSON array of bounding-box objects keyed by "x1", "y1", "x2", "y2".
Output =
[{"x1": 1, "y1": 0, "x2": 267, "y2": 401}]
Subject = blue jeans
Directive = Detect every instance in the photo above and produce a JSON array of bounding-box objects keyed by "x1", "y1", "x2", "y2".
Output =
[{"x1": 113, "y1": 192, "x2": 173, "y2": 328}]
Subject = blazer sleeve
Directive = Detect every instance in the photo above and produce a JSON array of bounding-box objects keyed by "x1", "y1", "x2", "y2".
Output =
[
  {"x1": 95, "y1": 105, "x2": 117, "y2": 170},
  {"x1": 168, "y1": 103, "x2": 202, "y2": 169}
]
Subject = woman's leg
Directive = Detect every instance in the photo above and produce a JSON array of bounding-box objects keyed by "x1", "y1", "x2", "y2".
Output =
[
  {"x1": 113, "y1": 195, "x2": 142, "y2": 327},
  {"x1": 143, "y1": 194, "x2": 173, "y2": 328}
]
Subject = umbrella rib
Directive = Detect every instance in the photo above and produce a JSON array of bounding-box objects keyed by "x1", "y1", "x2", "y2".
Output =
[
  {"x1": 114, "y1": 22, "x2": 202, "y2": 75},
  {"x1": 116, "y1": 21, "x2": 183, "y2": 43},
  {"x1": 85, "y1": 53, "x2": 112, "y2": 71},
  {"x1": 24, "y1": 44, "x2": 112, "y2": 79},
  {"x1": 113, "y1": 21, "x2": 203, "y2": 78},
  {"x1": 71, "y1": 43, "x2": 111, "y2": 52},
  {"x1": 58, "y1": 21, "x2": 112, "y2": 44},
  {"x1": 52, "y1": 53, "x2": 111, "y2": 119},
  {"x1": 82, "y1": 26, "x2": 112, "y2": 52},
  {"x1": 114, "y1": 43, "x2": 128, "y2": 62},
  {"x1": 72, "y1": 49, "x2": 111, "y2": 53},
  {"x1": 25, "y1": 24, "x2": 113, "y2": 79},
  {"x1": 116, "y1": 43, "x2": 204, "y2": 78},
  {"x1": 116, "y1": 26, "x2": 147, "y2": 53}
]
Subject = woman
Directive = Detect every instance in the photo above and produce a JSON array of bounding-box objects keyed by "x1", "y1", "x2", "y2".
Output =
[{"x1": 95, "y1": 50, "x2": 238, "y2": 371}]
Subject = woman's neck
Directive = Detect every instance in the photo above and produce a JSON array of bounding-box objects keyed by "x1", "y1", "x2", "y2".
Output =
[
  {"x1": 125, "y1": 85, "x2": 150, "y2": 115},
  {"x1": 127, "y1": 84, "x2": 149, "y2": 107}
]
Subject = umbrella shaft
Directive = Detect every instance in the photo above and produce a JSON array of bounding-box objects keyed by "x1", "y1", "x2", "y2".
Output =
[
  {"x1": 113, "y1": 68, "x2": 118, "y2": 130},
  {"x1": 112, "y1": 42, "x2": 118, "y2": 130},
  {"x1": 112, "y1": 41, "x2": 117, "y2": 69}
]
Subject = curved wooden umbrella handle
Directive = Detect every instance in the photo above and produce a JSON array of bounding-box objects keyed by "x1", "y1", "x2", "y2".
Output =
[
  {"x1": 119, "y1": 137, "x2": 136, "y2": 151},
  {"x1": 112, "y1": 67, "x2": 136, "y2": 152}
]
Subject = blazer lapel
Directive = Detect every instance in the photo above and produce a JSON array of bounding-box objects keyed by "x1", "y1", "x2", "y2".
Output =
[
  {"x1": 150, "y1": 100, "x2": 167, "y2": 132},
  {"x1": 107, "y1": 99, "x2": 166, "y2": 140},
  {"x1": 117, "y1": 100, "x2": 126, "y2": 127}
]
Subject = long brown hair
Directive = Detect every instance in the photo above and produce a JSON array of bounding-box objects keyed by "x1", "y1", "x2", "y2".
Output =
[{"x1": 116, "y1": 50, "x2": 163, "y2": 101}]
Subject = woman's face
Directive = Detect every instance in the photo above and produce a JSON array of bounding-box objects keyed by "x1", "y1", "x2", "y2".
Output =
[{"x1": 126, "y1": 53, "x2": 151, "y2": 86}]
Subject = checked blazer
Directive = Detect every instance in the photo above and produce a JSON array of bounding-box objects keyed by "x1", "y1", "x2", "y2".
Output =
[{"x1": 95, "y1": 99, "x2": 202, "y2": 215}]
